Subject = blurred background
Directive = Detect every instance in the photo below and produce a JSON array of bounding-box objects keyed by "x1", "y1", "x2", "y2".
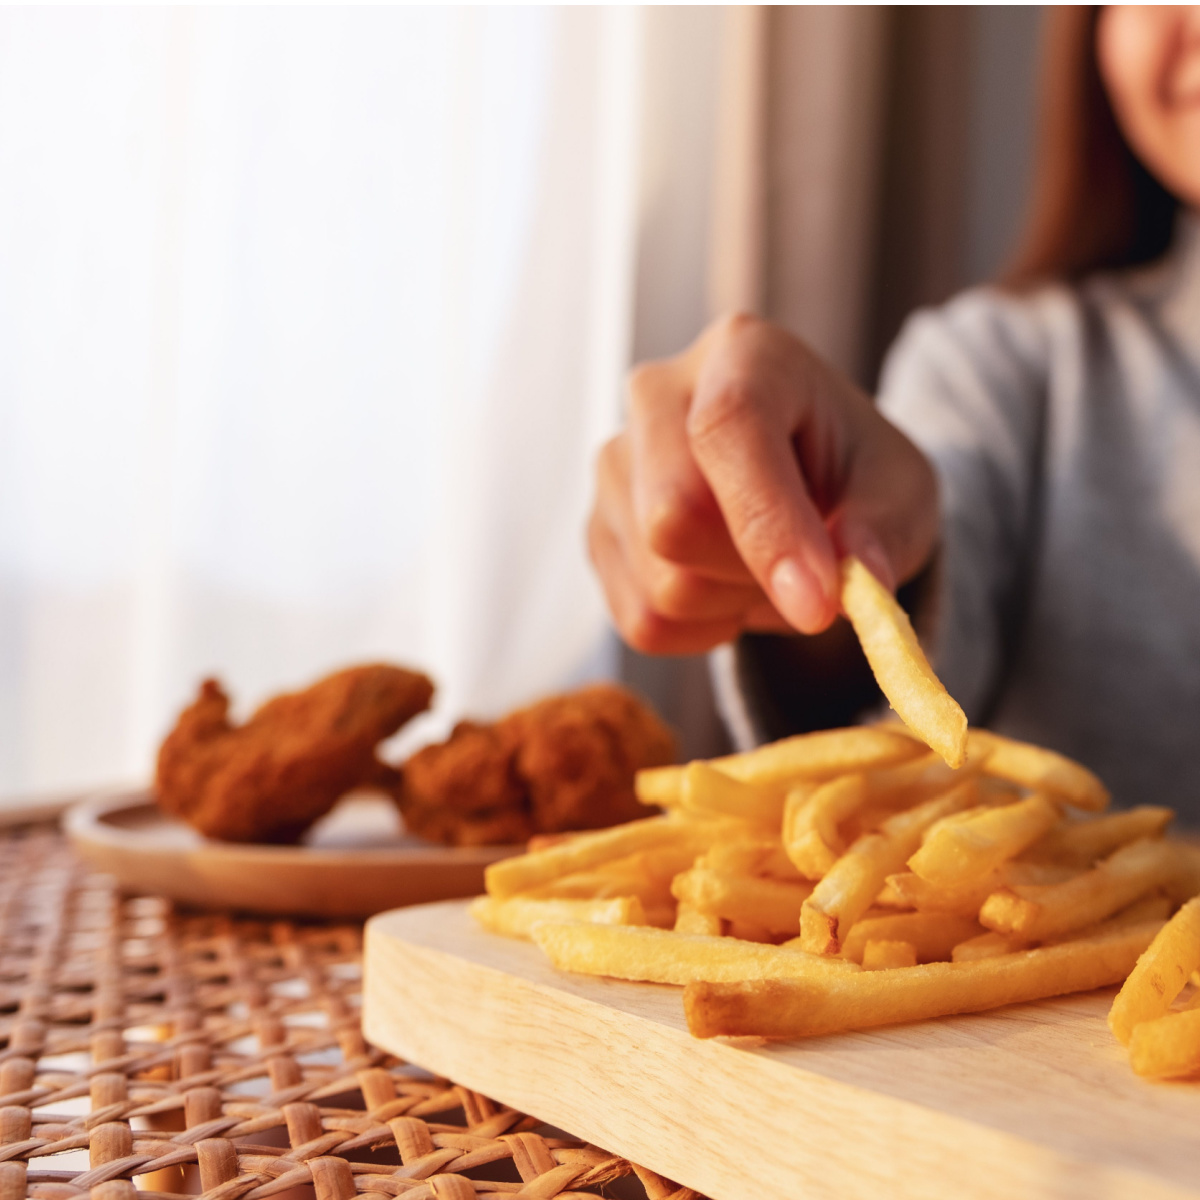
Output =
[{"x1": 0, "y1": 5, "x2": 1043, "y2": 804}]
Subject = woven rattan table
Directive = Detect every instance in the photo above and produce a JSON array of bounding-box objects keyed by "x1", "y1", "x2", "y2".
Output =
[{"x1": 0, "y1": 821, "x2": 702, "y2": 1200}]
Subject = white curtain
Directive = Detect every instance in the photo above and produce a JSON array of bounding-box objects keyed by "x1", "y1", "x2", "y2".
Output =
[{"x1": 0, "y1": 6, "x2": 642, "y2": 797}]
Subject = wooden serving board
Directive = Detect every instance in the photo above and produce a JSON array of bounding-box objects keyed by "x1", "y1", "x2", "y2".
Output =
[{"x1": 363, "y1": 900, "x2": 1200, "y2": 1200}]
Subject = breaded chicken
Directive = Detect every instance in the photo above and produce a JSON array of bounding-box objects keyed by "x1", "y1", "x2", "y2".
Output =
[
  {"x1": 505, "y1": 684, "x2": 676, "y2": 832},
  {"x1": 399, "y1": 720, "x2": 533, "y2": 845},
  {"x1": 396, "y1": 683, "x2": 676, "y2": 845},
  {"x1": 156, "y1": 664, "x2": 433, "y2": 842}
]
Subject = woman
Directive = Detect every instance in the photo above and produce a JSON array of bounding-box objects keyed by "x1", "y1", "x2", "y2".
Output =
[{"x1": 588, "y1": 8, "x2": 1200, "y2": 819}]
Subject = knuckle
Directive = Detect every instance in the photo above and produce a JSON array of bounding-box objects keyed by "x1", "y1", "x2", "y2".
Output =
[
  {"x1": 686, "y1": 375, "x2": 759, "y2": 447},
  {"x1": 619, "y1": 603, "x2": 673, "y2": 655},
  {"x1": 626, "y1": 361, "x2": 670, "y2": 417},
  {"x1": 711, "y1": 310, "x2": 759, "y2": 342},
  {"x1": 642, "y1": 487, "x2": 714, "y2": 563},
  {"x1": 646, "y1": 563, "x2": 696, "y2": 620}
]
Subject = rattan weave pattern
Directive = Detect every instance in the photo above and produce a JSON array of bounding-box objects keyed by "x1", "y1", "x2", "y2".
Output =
[{"x1": 0, "y1": 824, "x2": 702, "y2": 1200}]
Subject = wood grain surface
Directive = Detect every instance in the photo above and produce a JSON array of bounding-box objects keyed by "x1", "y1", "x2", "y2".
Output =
[{"x1": 363, "y1": 899, "x2": 1200, "y2": 1200}]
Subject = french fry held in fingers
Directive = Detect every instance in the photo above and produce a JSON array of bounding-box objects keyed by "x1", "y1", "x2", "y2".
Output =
[
  {"x1": 907, "y1": 793, "x2": 1061, "y2": 887},
  {"x1": 1108, "y1": 895, "x2": 1200, "y2": 1044},
  {"x1": 469, "y1": 895, "x2": 645, "y2": 940},
  {"x1": 532, "y1": 922, "x2": 857, "y2": 986},
  {"x1": 979, "y1": 837, "x2": 1183, "y2": 943},
  {"x1": 801, "y1": 779, "x2": 979, "y2": 954},
  {"x1": 684, "y1": 919, "x2": 1164, "y2": 1039},
  {"x1": 839, "y1": 556, "x2": 968, "y2": 768}
]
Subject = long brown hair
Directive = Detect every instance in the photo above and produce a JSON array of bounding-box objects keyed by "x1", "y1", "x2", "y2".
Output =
[{"x1": 1004, "y1": 6, "x2": 1179, "y2": 286}]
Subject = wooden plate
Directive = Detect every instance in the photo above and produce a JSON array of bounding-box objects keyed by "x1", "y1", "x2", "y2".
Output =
[
  {"x1": 65, "y1": 789, "x2": 517, "y2": 918},
  {"x1": 364, "y1": 899, "x2": 1200, "y2": 1200}
]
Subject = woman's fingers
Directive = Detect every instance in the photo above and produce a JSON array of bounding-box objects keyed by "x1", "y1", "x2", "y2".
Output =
[
  {"x1": 594, "y1": 434, "x2": 775, "y2": 622},
  {"x1": 588, "y1": 313, "x2": 940, "y2": 655},
  {"x1": 627, "y1": 361, "x2": 754, "y2": 583},
  {"x1": 685, "y1": 329, "x2": 842, "y2": 634},
  {"x1": 828, "y1": 419, "x2": 940, "y2": 592},
  {"x1": 587, "y1": 503, "x2": 743, "y2": 655}
]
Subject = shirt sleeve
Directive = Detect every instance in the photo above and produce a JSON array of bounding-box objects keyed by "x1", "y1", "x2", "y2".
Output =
[{"x1": 876, "y1": 286, "x2": 1052, "y2": 722}]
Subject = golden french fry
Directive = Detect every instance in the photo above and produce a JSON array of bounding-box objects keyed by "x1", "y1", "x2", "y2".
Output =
[
  {"x1": 486, "y1": 815, "x2": 719, "y2": 898},
  {"x1": 860, "y1": 751, "x2": 987, "y2": 813},
  {"x1": 801, "y1": 779, "x2": 979, "y2": 954},
  {"x1": 1024, "y1": 806, "x2": 1173, "y2": 868},
  {"x1": 1169, "y1": 842, "x2": 1200, "y2": 905},
  {"x1": 672, "y1": 867, "x2": 813, "y2": 936},
  {"x1": 635, "y1": 764, "x2": 684, "y2": 808},
  {"x1": 980, "y1": 837, "x2": 1182, "y2": 943},
  {"x1": 469, "y1": 895, "x2": 645, "y2": 939},
  {"x1": 681, "y1": 760, "x2": 788, "y2": 826},
  {"x1": 907, "y1": 793, "x2": 1061, "y2": 887},
  {"x1": 783, "y1": 774, "x2": 866, "y2": 879},
  {"x1": 862, "y1": 940, "x2": 918, "y2": 970},
  {"x1": 726, "y1": 919, "x2": 775, "y2": 943},
  {"x1": 954, "y1": 896, "x2": 1173, "y2": 963},
  {"x1": 684, "y1": 919, "x2": 1163, "y2": 1039},
  {"x1": 839, "y1": 556, "x2": 967, "y2": 768},
  {"x1": 970, "y1": 729, "x2": 1109, "y2": 811},
  {"x1": 642, "y1": 904, "x2": 677, "y2": 929},
  {"x1": 951, "y1": 931, "x2": 1025, "y2": 962},
  {"x1": 880, "y1": 861, "x2": 1078, "y2": 915},
  {"x1": 1109, "y1": 895, "x2": 1200, "y2": 1044},
  {"x1": 674, "y1": 903, "x2": 722, "y2": 936},
  {"x1": 862, "y1": 751, "x2": 942, "y2": 798},
  {"x1": 1128, "y1": 1007, "x2": 1200, "y2": 1078},
  {"x1": 532, "y1": 921, "x2": 857, "y2": 985},
  {"x1": 639, "y1": 726, "x2": 924, "y2": 808},
  {"x1": 527, "y1": 844, "x2": 700, "y2": 905},
  {"x1": 840, "y1": 911, "x2": 982, "y2": 964},
  {"x1": 1082, "y1": 892, "x2": 1174, "y2": 931},
  {"x1": 699, "y1": 838, "x2": 803, "y2": 881}
]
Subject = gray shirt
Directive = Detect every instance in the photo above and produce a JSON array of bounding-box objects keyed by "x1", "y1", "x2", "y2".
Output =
[{"x1": 729, "y1": 218, "x2": 1200, "y2": 824}]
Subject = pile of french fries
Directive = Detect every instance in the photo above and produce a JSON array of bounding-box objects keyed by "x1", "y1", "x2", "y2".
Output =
[
  {"x1": 471, "y1": 556, "x2": 1200, "y2": 1076},
  {"x1": 476, "y1": 724, "x2": 1197, "y2": 1050}
]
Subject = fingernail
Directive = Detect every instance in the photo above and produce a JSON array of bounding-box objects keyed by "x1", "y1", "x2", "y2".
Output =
[{"x1": 770, "y1": 557, "x2": 830, "y2": 633}]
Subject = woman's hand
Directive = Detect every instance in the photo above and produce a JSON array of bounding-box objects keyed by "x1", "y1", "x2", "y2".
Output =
[{"x1": 588, "y1": 313, "x2": 939, "y2": 655}]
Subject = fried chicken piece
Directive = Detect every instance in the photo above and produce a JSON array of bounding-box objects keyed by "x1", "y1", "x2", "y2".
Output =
[
  {"x1": 156, "y1": 664, "x2": 434, "y2": 843},
  {"x1": 395, "y1": 682, "x2": 676, "y2": 845},
  {"x1": 397, "y1": 720, "x2": 532, "y2": 847},
  {"x1": 504, "y1": 683, "x2": 677, "y2": 833},
  {"x1": 402, "y1": 802, "x2": 534, "y2": 847},
  {"x1": 402, "y1": 721, "x2": 523, "y2": 816}
]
